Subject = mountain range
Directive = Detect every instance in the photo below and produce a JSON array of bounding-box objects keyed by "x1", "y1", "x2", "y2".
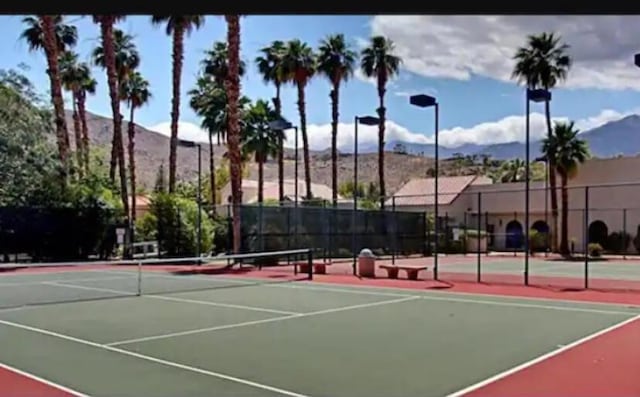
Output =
[{"x1": 376, "y1": 114, "x2": 640, "y2": 160}]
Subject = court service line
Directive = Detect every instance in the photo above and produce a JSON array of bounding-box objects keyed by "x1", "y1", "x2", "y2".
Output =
[
  {"x1": 268, "y1": 283, "x2": 640, "y2": 316},
  {"x1": 0, "y1": 320, "x2": 310, "y2": 397},
  {"x1": 0, "y1": 275, "x2": 135, "y2": 287},
  {"x1": 445, "y1": 313, "x2": 640, "y2": 397},
  {"x1": 42, "y1": 281, "x2": 300, "y2": 316},
  {"x1": 0, "y1": 361, "x2": 90, "y2": 397},
  {"x1": 106, "y1": 296, "x2": 421, "y2": 346}
]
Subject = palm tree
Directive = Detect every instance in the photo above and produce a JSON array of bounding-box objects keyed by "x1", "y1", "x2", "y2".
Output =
[
  {"x1": 58, "y1": 50, "x2": 85, "y2": 176},
  {"x1": 120, "y1": 70, "x2": 151, "y2": 227},
  {"x1": 20, "y1": 15, "x2": 77, "y2": 173},
  {"x1": 512, "y1": 32, "x2": 572, "y2": 252},
  {"x1": 255, "y1": 40, "x2": 287, "y2": 202},
  {"x1": 360, "y1": 36, "x2": 401, "y2": 209},
  {"x1": 92, "y1": 15, "x2": 130, "y2": 227},
  {"x1": 282, "y1": 39, "x2": 316, "y2": 200},
  {"x1": 542, "y1": 121, "x2": 589, "y2": 257},
  {"x1": 317, "y1": 34, "x2": 356, "y2": 206},
  {"x1": 92, "y1": 28, "x2": 140, "y2": 182},
  {"x1": 77, "y1": 69, "x2": 97, "y2": 175},
  {"x1": 151, "y1": 15, "x2": 205, "y2": 193},
  {"x1": 224, "y1": 14, "x2": 242, "y2": 253},
  {"x1": 499, "y1": 159, "x2": 526, "y2": 183},
  {"x1": 242, "y1": 100, "x2": 282, "y2": 203}
]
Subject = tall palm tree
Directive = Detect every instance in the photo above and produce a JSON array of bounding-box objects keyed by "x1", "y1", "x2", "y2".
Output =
[
  {"x1": 542, "y1": 121, "x2": 589, "y2": 257},
  {"x1": 92, "y1": 15, "x2": 130, "y2": 226},
  {"x1": 512, "y1": 32, "x2": 572, "y2": 252},
  {"x1": 255, "y1": 40, "x2": 287, "y2": 202},
  {"x1": 360, "y1": 36, "x2": 401, "y2": 209},
  {"x1": 77, "y1": 69, "x2": 97, "y2": 175},
  {"x1": 20, "y1": 15, "x2": 77, "y2": 173},
  {"x1": 151, "y1": 15, "x2": 205, "y2": 193},
  {"x1": 120, "y1": 70, "x2": 151, "y2": 227},
  {"x1": 242, "y1": 99, "x2": 282, "y2": 203},
  {"x1": 92, "y1": 28, "x2": 140, "y2": 182},
  {"x1": 282, "y1": 39, "x2": 316, "y2": 200},
  {"x1": 225, "y1": 14, "x2": 242, "y2": 253},
  {"x1": 317, "y1": 34, "x2": 356, "y2": 206},
  {"x1": 58, "y1": 50, "x2": 84, "y2": 176}
]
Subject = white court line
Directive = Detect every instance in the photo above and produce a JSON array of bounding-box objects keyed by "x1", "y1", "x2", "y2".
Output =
[
  {"x1": 0, "y1": 275, "x2": 135, "y2": 287},
  {"x1": 106, "y1": 296, "x2": 420, "y2": 346},
  {"x1": 0, "y1": 361, "x2": 90, "y2": 397},
  {"x1": 0, "y1": 319, "x2": 310, "y2": 397},
  {"x1": 445, "y1": 314, "x2": 640, "y2": 397},
  {"x1": 43, "y1": 282, "x2": 299, "y2": 316}
]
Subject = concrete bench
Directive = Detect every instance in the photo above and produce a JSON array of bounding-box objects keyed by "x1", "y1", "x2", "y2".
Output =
[{"x1": 379, "y1": 264, "x2": 427, "y2": 280}]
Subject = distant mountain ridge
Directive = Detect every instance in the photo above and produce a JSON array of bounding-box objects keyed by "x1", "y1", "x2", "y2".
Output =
[{"x1": 376, "y1": 114, "x2": 640, "y2": 160}]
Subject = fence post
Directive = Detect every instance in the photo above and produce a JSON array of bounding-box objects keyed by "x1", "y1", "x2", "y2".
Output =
[
  {"x1": 463, "y1": 211, "x2": 468, "y2": 255},
  {"x1": 258, "y1": 202, "x2": 264, "y2": 252},
  {"x1": 392, "y1": 196, "x2": 397, "y2": 265},
  {"x1": 584, "y1": 186, "x2": 590, "y2": 289},
  {"x1": 623, "y1": 208, "x2": 627, "y2": 260},
  {"x1": 513, "y1": 211, "x2": 518, "y2": 257},
  {"x1": 445, "y1": 212, "x2": 450, "y2": 254},
  {"x1": 485, "y1": 211, "x2": 489, "y2": 256},
  {"x1": 477, "y1": 192, "x2": 482, "y2": 283}
]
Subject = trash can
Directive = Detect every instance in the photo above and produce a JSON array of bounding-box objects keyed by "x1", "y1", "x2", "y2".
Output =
[{"x1": 358, "y1": 248, "x2": 376, "y2": 278}]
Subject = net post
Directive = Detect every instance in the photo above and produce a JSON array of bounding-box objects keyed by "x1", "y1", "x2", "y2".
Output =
[
  {"x1": 584, "y1": 186, "x2": 589, "y2": 289},
  {"x1": 623, "y1": 208, "x2": 627, "y2": 260},
  {"x1": 477, "y1": 192, "x2": 482, "y2": 283},
  {"x1": 392, "y1": 196, "x2": 397, "y2": 265},
  {"x1": 307, "y1": 249, "x2": 313, "y2": 280},
  {"x1": 137, "y1": 260, "x2": 142, "y2": 296}
]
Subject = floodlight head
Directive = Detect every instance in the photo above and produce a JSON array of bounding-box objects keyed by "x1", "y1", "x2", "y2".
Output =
[
  {"x1": 357, "y1": 115, "x2": 380, "y2": 126},
  {"x1": 527, "y1": 88, "x2": 551, "y2": 103},
  {"x1": 409, "y1": 94, "x2": 437, "y2": 108}
]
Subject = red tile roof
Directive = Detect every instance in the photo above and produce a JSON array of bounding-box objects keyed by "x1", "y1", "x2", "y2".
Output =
[{"x1": 386, "y1": 175, "x2": 490, "y2": 207}]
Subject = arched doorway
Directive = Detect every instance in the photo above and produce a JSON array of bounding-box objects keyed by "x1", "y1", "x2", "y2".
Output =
[
  {"x1": 531, "y1": 220, "x2": 550, "y2": 251},
  {"x1": 505, "y1": 220, "x2": 524, "y2": 249},
  {"x1": 588, "y1": 220, "x2": 608, "y2": 247}
]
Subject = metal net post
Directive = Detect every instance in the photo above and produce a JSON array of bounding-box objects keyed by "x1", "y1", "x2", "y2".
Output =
[
  {"x1": 137, "y1": 260, "x2": 142, "y2": 296},
  {"x1": 392, "y1": 196, "x2": 397, "y2": 265},
  {"x1": 584, "y1": 186, "x2": 590, "y2": 289},
  {"x1": 477, "y1": 192, "x2": 482, "y2": 283},
  {"x1": 623, "y1": 208, "x2": 628, "y2": 260}
]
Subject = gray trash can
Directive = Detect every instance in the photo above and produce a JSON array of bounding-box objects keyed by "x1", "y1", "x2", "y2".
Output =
[{"x1": 358, "y1": 248, "x2": 376, "y2": 278}]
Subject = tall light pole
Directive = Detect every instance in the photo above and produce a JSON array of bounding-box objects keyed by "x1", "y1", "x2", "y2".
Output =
[
  {"x1": 525, "y1": 88, "x2": 551, "y2": 285},
  {"x1": 352, "y1": 115, "x2": 380, "y2": 273},
  {"x1": 535, "y1": 154, "x2": 549, "y2": 257},
  {"x1": 409, "y1": 94, "x2": 439, "y2": 280},
  {"x1": 178, "y1": 138, "x2": 202, "y2": 259}
]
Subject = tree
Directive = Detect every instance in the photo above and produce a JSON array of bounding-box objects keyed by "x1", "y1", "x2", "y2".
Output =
[
  {"x1": 512, "y1": 32, "x2": 572, "y2": 252},
  {"x1": 58, "y1": 50, "x2": 85, "y2": 176},
  {"x1": 241, "y1": 99, "x2": 282, "y2": 203},
  {"x1": 499, "y1": 159, "x2": 526, "y2": 183},
  {"x1": 282, "y1": 39, "x2": 316, "y2": 200},
  {"x1": 120, "y1": 70, "x2": 151, "y2": 227},
  {"x1": 20, "y1": 15, "x2": 77, "y2": 175},
  {"x1": 317, "y1": 33, "x2": 356, "y2": 206},
  {"x1": 255, "y1": 40, "x2": 288, "y2": 202},
  {"x1": 92, "y1": 15, "x2": 130, "y2": 227},
  {"x1": 151, "y1": 15, "x2": 205, "y2": 193},
  {"x1": 77, "y1": 68, "x2": 97, "y2": 176},
  {"x1": 225, "y1": 14, "x2": 242, "y2": 253},
  {"x1": 92, "y1": 28, "x2": 140, "y2": 182},
  {"x1": 542, "y1": 121, "x2": 589, "y2": 257},
  {"x1": 360, "y1": 36, "x2": 401, "y2": 209}
]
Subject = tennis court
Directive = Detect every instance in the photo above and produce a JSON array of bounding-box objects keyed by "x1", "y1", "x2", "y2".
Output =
[{"x1": 1, "y1": 251, "x2": 639, "y2": 396}]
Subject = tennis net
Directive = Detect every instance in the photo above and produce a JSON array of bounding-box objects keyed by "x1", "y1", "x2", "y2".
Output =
[{"x1": 0, "y1": 248, "x2": 313, "y2": 310}]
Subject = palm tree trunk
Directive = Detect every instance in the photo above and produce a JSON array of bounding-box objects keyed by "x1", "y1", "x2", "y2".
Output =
[
  {"x1": 560, "y1": 172, "x2": 569, "y2": 257},
  {"x1": 330, "y1": 83, "x2": 339, "y2": 207},
  {"x1": 545, "y1": 99, "x2": 559, "y2": 253},
  {"x1": 168, "y1": 24, "x2": 185, "y2": 194},
  {"x1": 109, "y1": 117, "x2": 118, "y2": 182},
  {"x1": 78, "y1": 90, "x2": 90, "y2": 175},
  {"x1": 128, "y1": 104, "x2": 137, "y2": 229},
  {"x1": 296, "y1": 82, "x2": 312, "y2": 200},
  {"x1": 209, "y1": 132, "x2": 216, "y2": 215},
  {"x1": 71, "y1": 91, "x2": 83, "y2": 178},
  {"x1": 99, "y1": 17, "x2": 130, "y2": 228},
  {"x1": 40, "y1": 15, "x2": 69, "y2": 175},
  {"x1": 258, "y1": 154, "x2": 264, "y2": 203},
  {"x1": 225, "y1": 15, "x2": 242, "y2": 254},
  {"x1": 376, "y1": 80, "x2": 387, "y2": 209},
  {"x1": 273, "y1": 84, "x2": 284, "y2": 203}
]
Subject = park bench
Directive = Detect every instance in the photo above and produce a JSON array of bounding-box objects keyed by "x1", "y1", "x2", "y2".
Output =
[{"x1": 379, "y1": 264, "x2": 428, "y2": 280}]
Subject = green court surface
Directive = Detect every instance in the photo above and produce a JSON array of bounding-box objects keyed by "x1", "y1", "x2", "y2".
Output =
[{"x1": 1, "y1": 268, "x2": 640, "y2": 397}]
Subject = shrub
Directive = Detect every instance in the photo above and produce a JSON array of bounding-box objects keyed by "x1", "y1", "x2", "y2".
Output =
[
  {"x1": 529, "y1": 230, "x2": 548, "y2": 253},
  {"x1": 588, "y1": 242, "x2": 603, "y2": 257},
  {"x1": 605, "y1": 231, "x2": 631, "y2": 253}
]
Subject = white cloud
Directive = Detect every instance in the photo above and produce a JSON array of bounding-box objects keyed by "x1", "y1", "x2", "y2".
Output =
[
  {"x1": 370, "y1": 15, "x2": 640, "y2": 90},
  {"x1": 144, "y1": 108, "x2": 634, "y2": 152}
]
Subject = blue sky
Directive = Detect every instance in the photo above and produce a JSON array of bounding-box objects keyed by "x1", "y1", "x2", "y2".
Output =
[{"x1": 2, "y1": 15, "x2": 640, "y2": 151}]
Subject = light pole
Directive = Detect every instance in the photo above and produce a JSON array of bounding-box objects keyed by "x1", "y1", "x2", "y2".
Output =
[
  {"x1": 535, "y1": 154, "x2": 549, "y2": 257},
  {"x1": 178, "y1": 138, "x2": 202, "y2": 259},
  {"x1": 409, "y1": 94, "x2": 439, "y2": 280},
  {"x1": 525, "y1": 88, "x2": 551, "y2": 285},
  {"x1": 352, "y1": 115, "x2": 380, "y2": 273}
]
